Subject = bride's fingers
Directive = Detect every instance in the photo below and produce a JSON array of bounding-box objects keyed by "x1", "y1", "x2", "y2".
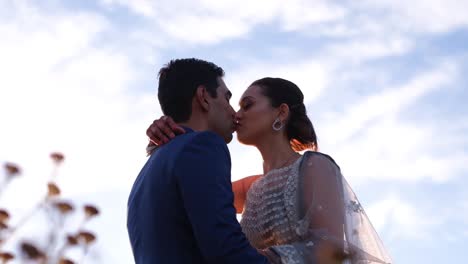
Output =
[
  {"x1": 149, "y1": 138, "x2": 161, "y2": 146},
  {"x1": 147, "y1": 120, "x2": 169, "y2": 144},
  {"x1": 166, "y1": 117, "x2": 185, "y2": 135},
  {"x1": 157, "y1": 117, "x2": 176, "y2": 139}
]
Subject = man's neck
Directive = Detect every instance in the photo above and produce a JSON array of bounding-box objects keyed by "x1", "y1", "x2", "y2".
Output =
[{"x1": 178, "y1": 117, "x2": 209, "y2": 132}]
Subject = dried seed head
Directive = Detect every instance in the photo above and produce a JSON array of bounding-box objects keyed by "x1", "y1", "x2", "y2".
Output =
[
  {"x1": 58, "y1": 257, "x2": 75, "y2": 264},
  {"x1": 47, "y1": 182, "x2": 61, "y2": 197},
  {"x1": 0, "y1": 252, "x2": 14, "y2": 261},
  {"x1": 53, "y1": 201, "x2": 74, "y2": 214},
  {"x1": 84, "y1": 205, "x2": 99, "y2": 218},
  {"x1": 50, "y1": 152, "x2": 65, "y2": 164},
  {"x1": 0, "y1": 209, "x2": 10, "y2": 223},
  {"x1": 0, "y1": 222, "x2": 8, "y2": 230},
  {"x1": 77, "y1": 231, "x2": 96, "y2": 245},
  {"x1": 4, "y1": 163, "x2": 20, "y2": 177},
  {"x1": 66, "y1": 234, "x2": 79, "y2": 246},
  {"x1": 20, "y1": 242, "x2": 45, "y2": 260}
]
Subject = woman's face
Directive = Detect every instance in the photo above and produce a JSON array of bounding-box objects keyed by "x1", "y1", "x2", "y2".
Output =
[{"x1": 235, "y1": 85, "x2": 278, "y2": 146}]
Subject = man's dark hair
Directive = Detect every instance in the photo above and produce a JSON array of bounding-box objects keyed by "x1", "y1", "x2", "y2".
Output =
[{"x1": 157, "y1": 58, "x2": 225, "y2": 122}]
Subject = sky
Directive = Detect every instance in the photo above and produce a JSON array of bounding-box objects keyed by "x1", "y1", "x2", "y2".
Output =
[{"x1": 0, "y1": 0, "x2": 467, "y2": 263}]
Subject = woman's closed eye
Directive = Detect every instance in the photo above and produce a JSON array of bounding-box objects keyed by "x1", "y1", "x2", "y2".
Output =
[{"x1": 241, "y1": 102, "x2": 252, "y2": 111}]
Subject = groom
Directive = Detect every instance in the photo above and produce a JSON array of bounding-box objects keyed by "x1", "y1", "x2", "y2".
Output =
[{"x1": 127, "y1": 58, "x2": 275, "y2": 263}]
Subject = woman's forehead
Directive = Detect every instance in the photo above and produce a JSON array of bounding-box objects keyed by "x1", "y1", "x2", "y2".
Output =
[{"x1": 241, "y1": 85, "x2": 262, "y2": 98}]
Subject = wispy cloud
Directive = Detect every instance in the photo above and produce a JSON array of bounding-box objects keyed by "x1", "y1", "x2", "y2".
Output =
[
  {"x1": 366, "y1": 195, "x2": 440, "y2": 241},
  {"x1": 0, "y1": 1, "x2": 153, "y2": 195},
  {"x1": 98, "y1": 0, "x2": 468, "y2": 47},
  {"x1": 1, "y1": 1, "x2": 467, "y2": 263},
  {"x1": 318, "y1": 62, "x2": 467, "y2": 183},
  {"x1": 227, "y1": 59, "x2": 329, "y2": 105},
  {"x1": 100, "y1": 0, "x2": 347, "y2": 44},
  {"x1": 324, "y1": 62, "x2": 456, "y2": 142},
  {"x1": 358, "y1": 0, "x2": 468, "y2": 33},
  {"x1": 322, "y1": 36, "x2": 413, "y2": 65}
]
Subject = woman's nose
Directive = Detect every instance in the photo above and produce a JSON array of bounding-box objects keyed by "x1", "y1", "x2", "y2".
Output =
[{"x1": 234, "y1": 111, "x2": 242, "y2": 120}]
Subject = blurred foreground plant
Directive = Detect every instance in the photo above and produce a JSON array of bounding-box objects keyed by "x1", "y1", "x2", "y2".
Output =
[{"x1": 0, "y1": 153, "x2": 100, "y2": 264}]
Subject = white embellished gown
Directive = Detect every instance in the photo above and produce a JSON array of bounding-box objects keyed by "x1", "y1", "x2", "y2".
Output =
[{"x1": 240, "y1": 151, "x2": 392, "y2": 264}]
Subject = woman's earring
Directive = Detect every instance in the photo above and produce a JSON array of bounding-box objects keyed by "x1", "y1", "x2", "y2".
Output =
[{"x1": 272, "y1": 118, "x2": 283, "y2": 131}]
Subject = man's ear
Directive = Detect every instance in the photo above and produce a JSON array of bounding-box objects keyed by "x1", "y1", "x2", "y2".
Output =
[{"x1": 195, "y1": 85, "x2": 210, "y2": 112}]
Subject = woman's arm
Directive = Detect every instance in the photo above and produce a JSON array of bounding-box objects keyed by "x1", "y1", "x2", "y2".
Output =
[
  {"x1": 302, "y1": 154, "x2": 345, "y2": 264},
  {"x1": 146, "y1": 116, "x2": 186, "y2": 155},
  {"x1": 232, "y1": 175, "x2": 261, "y2": 214},
  {"x1": 145, "y1": 117, "x2": 262, "y2": 214}
]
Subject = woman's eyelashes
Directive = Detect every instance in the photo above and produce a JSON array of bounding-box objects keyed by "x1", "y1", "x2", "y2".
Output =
[{"x1": 241, "y1": 102, "x2": 252, "y2": 111}]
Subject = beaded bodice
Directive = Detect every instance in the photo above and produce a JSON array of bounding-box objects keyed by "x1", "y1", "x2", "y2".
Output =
[
  {"x1": 239, "y1": 152, "x2": 393, "y2": 264},
  {"x1": 240, "y1": 156, "x2": 303, "y2": 249}
]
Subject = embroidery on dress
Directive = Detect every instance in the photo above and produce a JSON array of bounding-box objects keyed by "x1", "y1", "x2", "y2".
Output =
[{"x1": 347, "y1": 200, "x2": 364, "y2": 214}]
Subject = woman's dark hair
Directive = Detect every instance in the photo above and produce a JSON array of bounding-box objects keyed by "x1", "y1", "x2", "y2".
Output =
[
  {"x1": 250, "y1": 77, "x2": 318, "y2": 151},
  {"x1": 158, "y1": 58, "x2": 224, "y2": 122}
]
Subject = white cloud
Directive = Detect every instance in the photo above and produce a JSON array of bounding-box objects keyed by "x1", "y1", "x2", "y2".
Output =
[
  {"x1": 158, "y1": 14, "x2": 252, "y2": 45},
  {"x1": 228, "y1": 144, "x2": 264, "y2": 180},
  {"x1": 1, "y1": 1, "x2": 467, "y2": 263},
  {"x1": 312, "y1": 62, "x2": 468, "y2": 183},
  {"x1": 322, "y1": 36, "x2": 413, "y2": 65},
  {"x1": 226, "y1": 59, "x2": 329, "y2": 106},
  {"x1": 277, "y1": 0, "x2": 347, "y2": 31},
  {"x1": 101, "y1": 0, "x2": 273, "y2": 44},
  {"x1": 359, "y1": 0, "x2": 468, "y2": 33},
  {"x1": 98, "y1": 0, "x2": 468, "y2": 47},
  {"x1": 100, "y1": 0, "x2": 346, "y2": 44},
  {"x1": 332, "y1": 118, "x2": 468, "y2": 183},
  {"x1": 367, "y1": 192, "x2": 468, "y2": 245},
  {"x1": 0, "y1": 2, "x2": 146, "y2": 262},
  {"x1": 366, "y1": 196, "x2": 440, "y2": 241},
  {"x1": 101, "y1": 0, "x2": 155, "y2": 17},
  {"x1": 0, "y1": 1, "x2": 158, "y2": 196},
  {"x1": 323, "y1": 63, "x2": 455, "y2": 143}
]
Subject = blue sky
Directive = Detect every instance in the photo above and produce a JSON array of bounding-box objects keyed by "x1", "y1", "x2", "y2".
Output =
[{"x1": 1, "y1": 0, "x2": 467, "y2": 263}]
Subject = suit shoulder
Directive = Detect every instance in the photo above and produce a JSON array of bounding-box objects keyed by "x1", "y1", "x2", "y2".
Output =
[
  {"x1": 177, "y1": 131, "x2": 230, "y2": 162},
  {"x1": 184, "y1": 131, "x2": 227, "y2": 147}
]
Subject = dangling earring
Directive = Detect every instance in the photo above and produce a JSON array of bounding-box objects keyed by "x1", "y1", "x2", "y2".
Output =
[{"x1": 272, "y1": 118, "x2": 283, "y2": 131}]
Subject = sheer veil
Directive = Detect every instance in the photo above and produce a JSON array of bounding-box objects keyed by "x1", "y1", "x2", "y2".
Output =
[
  {"x1": 341, "y1": 175, "x2": 392, "y2": 263},
  {"x1": 269, "y1": 151, "x2": 393, "y2": 264}
]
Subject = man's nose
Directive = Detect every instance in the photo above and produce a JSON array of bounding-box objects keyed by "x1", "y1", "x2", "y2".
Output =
[{"x1": 228, "y1": 106, "x2": 235, "y2": 115}]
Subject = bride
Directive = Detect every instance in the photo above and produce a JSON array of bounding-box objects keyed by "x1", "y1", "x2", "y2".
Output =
[{"x1": 147, "y1": 77, "x2": 392, "y2": 264}]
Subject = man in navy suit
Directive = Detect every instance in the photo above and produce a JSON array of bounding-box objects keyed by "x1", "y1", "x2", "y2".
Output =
[{"x1": 127, "y1": 58, "x2": 275, "y2": 263}]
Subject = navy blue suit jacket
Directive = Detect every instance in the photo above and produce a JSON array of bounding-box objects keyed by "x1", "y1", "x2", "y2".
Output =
[{"x1": 127, "y1": 128, "x2": 269, "y2": 264}]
